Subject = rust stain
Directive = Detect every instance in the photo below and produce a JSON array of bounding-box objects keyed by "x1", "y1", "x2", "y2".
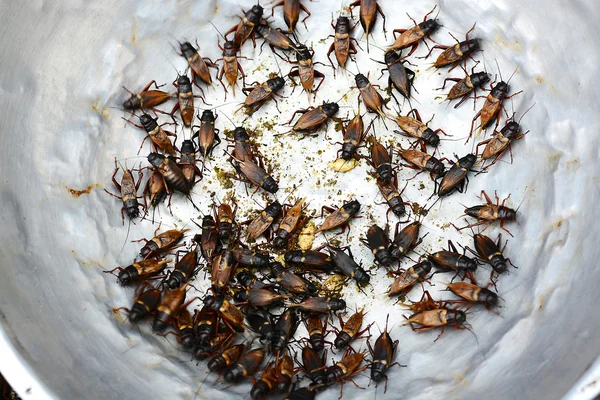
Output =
[
  {"x1": 495, "y1": 35, "x2": 523, "y2": 52},
  {"x1": 566, "y1": 159, "x2": 580, "y2": 170},
  {"x1": 112, "y1": 308, "x2": 127, "y2": 323},
  {"x1": 66, "y1": 184, "x2": 100, "y2": 198},
  {"x1": 91, "y1": 99, "x2": 110, "y2": 119}
]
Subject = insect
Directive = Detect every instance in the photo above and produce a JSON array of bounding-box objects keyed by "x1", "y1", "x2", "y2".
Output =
[
  {"x1": 204, "y1": 295, "x2": 246, "y2": 332},
  {"x1": 270, "y1": 261, "x2": 317, "y2": 295},
  {"x1": 131, "y1": 113, "x2": 177, "y2": 156},
  {"x1": 273, "y1": 198, "x2": 306, "y2": 248},
  {"x1": 251, "y1": 363, "x2": 279, "y2": 399},
  {"x1": 195, "y1": 215, "x2": 219, "y2": 261},
  {"x1": 213, "y1": 24, "x2": 247, "y2": 97},
  {"x1": 286, "y1": 101, "x2": 340, "y2": 135},
  {"x1": 147, "y1": 153, "x2": 191, "y2": 195},
  {"x1": 178, "y1": 139, "x2": 202, "y2": 186},
  {"x1": 153, "y1": 285, "x2": 188, "y2": 332},
  {"x1": 271, "y1": 310, "x2": 299, "y2": 356},
  {"x1": 104, "y1": 159, "x2": 144, "y2": 223},
  {"x1": 428, "y1": 240, "x2": 477, "y2": 277},
  {"x1": 178, "y1": 41, "x2": 218, "y2": 87},
  {"x1": 472, "y1": 233, "x2": 515, "y2": 277},
  {"x1": 327, "y1": 16, "x2": 358, "y2": 70},
  {"x1": 354, "y1": 73, "x2": 388, "y2": 120},
  {"x1": 255, "y1": 22, "x2": 298, "y2": 53},
  {"x1": 171, "y1": 73, "x2": 197, "y2": 127},
  {"x1": 111, "y1": 259, "x2": 170, "y2": 286},
  {"x1": 363, "y1": 225, "x2": 393, "y2": 269},
  {"x1": 114, "y1": 287, "x2": 161, "y2": 322},
  {"x1": 388, "y1": 260, "x2": 432, "y2": 297},
  {"x1": 316, "y1": 200, "x2": 361, "y2": 234},
  {"x1": 139, "y1": 228, "x2": 187, "y2": 259},
  {"x1": 271, "y1": 0, "x2": 312, "y2": 33},
  {"x1": 246, "y1": 309, "x2": 275, "y2": 340},
  {"x1": 469, "y1": 67, "x2": 522, "y2": 140},
  {"x1": 387, "y1": 6, "x2": 440, "y2": 56},
  {"x1": 287, "y1": 296, "x2": 346, "y2": 314},
  {"x1": 195, "y1": 329, "x2": 236, "y2": 360},
  {"x1": 234, "y1": 271, "x2": 268, "y2": 303},
  {"x1": 207, "y1": 342, "x2": 246, "y2": 372},
  {"x1": 377, "y1": 177, "x2": 406, "y2": 218},
  {"x1": 207, "y1": 334, "x2": 241, "y2": 372},
  {"x1": 194, "y1": 305, "x2": 218, "y2": 348},
  {"x1": 225, "y1": 5, "x2": 264, "y2": 49},
  {"x1": 446, "y1": 282, "x2": 499, "y2": 309},
  {"x1": 328, "y1": 245, "x2": 370, "y2": 285},
  {"x1": 404, "y1": 291, "x2": 468, "y2": 340},
  {"x1": 392, "y1": 109, "x2": 447, "y2": 148},
  {"x1": 193, "y1": 109, "x2": 221, "y2": 169},
  {"x1": 230, "y1": 126, "x2": 257, "y2": 163},
  {"x1": 241, "y1": 74, "x2": 286, "y2": 114},
  {"x1": 456, "y1": 190, "x2": 518, "y2": 236},
  {"x1": 122, "y1": 80, "x2": 171, "y2": 111},
  {"x1": 378, "y1": 50, "x2": 415, "y2": 102},
  {"x1": 338, "y1": 109, "x2": 366, "y2": 160},
  {"x1": 286, "y1": 384, "x2": 324, "y2": 400},
  {"x1": 301, "y1": 346, "x2": 327, "y2": 385},
  {"x1": 233, "y1": 247, "x2": 270, "y2": 269},
  {"x1": 477, "y1": 119, "x2": 527, "y2": 169},
  {"x1": 231, "y1": 157, "x2": 279, "y2": 194},
  {"x1": 284, "y1": 250, "x2": 334, "y2": 273},
  {"x1": 334, "y1": 308, "x2": 368, "y2": 349},
  {"x1": 175, "y1": 309, "x2": 195, "y2": 348},
  {"x1": 397, "y1": 146, "x2": 447, "y2": 180},
  {"x1": 369, "y1": 137, "x2": 393, "y2": 183},
  {"x1": 165, "y1": 250, "x2": 198, "y2": 289},
  {"x1": 143, "y1": 168, "x2": 167, "y2": 222},
  {"x1": 247, "y1": 287, "x2": 288, "y2": 307},
  {"x1": 216, "y1": 201, "x2": 236, "y2": 243},
  {"x1": 305, "y1": 314, "x2": 327, "y2": 352},
  {"x1": 210, "y1": 249, "x2": 236, "y2": 294},
  {"x1": 438, "y1": 66, "x2": 490, "y2": 109},
  {"x1": 349, "y1": 0, "x2": 386, "y2": 51},
  {"x1": 288, "y1": 44, "x2": 325, "y2": 97},
  {"x1": 437, "y1": 153, "x2": 477, "y2": 197},
  {"x1": 389, "y1": 221, "x2": 423, "y2": 260},
  {"x1": 423, "y1": 23, "x2": 481, "y2": 71},
  {"x1": 276, "y1": 355, "x2": 294, "y2": 393},
  {"x1": 246, "y1": 200, "x2": 283, "y2": 241},
  {"x1": 325, "y1": 351, "x2": 367, "y2": 394},
  {"x1": 367, "y1": 315, "x2": 400, "y2": 392}
]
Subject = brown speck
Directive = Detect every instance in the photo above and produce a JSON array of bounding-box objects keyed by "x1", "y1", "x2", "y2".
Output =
[
  {"x1": 67, "y1": 184, "x2": 100, "y2": 198},
  {"x1": 535, "y1": 75, "x2": 544, "y2": 84}
]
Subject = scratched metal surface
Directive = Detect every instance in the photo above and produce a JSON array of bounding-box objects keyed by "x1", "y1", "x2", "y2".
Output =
[{"x1": 0, "y1": 0, "x2": 599, "y2": 399}]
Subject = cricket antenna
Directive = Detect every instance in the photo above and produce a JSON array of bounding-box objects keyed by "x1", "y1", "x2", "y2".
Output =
[
  {"x1": 221, "y1": 110, "x2": 237, "y2": 129},
  {"x1": 209, "y1": 21, "x2": 227, "y2": 42},
  {"x1": 165, "y1": 56, "x2": 184, "y2": 78},
  {"x1": 432, "y1": 5, "x2": 441, "y2": 21},
  {"x1": 507, "y1": 66, "x2": 518, "y2": 84},
  {"x1": 517, "y1": 102, "x2": 536, "y2": 125},
  {"x1": 116, "y1": 217, "x2": 134, "y2": 263},
  {"x1": 273, "y1": 49, "x2": 283, "y2": 77},
  {"x1": 495, "y1": 59, "x2": 503, "y2": 82}
]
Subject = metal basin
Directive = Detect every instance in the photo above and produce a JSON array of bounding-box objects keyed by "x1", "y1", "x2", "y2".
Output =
[{"x1": 0, "y1": 0, "x2": 599, "y2": 399}]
